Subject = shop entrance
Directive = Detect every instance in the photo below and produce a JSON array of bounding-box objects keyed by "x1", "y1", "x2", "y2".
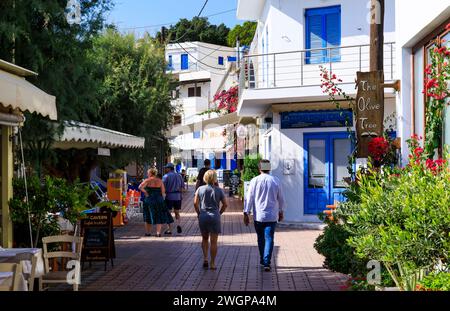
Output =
[{"x1": 304, "y1": 132, "x2": 353, "y2": 215}]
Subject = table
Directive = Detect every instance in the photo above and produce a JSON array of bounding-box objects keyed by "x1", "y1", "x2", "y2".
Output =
[
  {"x1": 0, "y1": 271, "x2": 28, "y2": 291},
  {"x1": 0, "y1": 248, "x2": 45, "y2": 287}
]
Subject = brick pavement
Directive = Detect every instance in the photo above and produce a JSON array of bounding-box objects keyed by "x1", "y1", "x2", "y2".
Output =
[{"x1": 58, "y1": 187, "x2": 348, "y2": 291}]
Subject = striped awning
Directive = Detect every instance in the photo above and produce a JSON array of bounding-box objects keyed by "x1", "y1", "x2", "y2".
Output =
[
  {"x1": 0, "y1": 60, "x2": 57, "y2": 120},
  {"x1": 53, "y1": 121, "x2": 145, "y2": 150}
]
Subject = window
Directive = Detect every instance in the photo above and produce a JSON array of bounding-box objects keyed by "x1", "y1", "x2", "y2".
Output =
[
  {"x1": 181, "y1": 54, "x2": 189, "y2": 70},
  {"x1": 305, "y1": 5, "x2": 341, "y2": 64},
  {"x1": 188, "y1": 86, "x2": 201, "y2": 97},
  {"x1": 218, "y1": 56, "x2": 224, "y2": 65},
  {"x1": 167, "y1": 55, "x2": 173, "y2": 70},
  {"x1": 412, "y1": 18, "x2": 450, "y2": 155},
  {"x1": 193, "y1": 131, "x2": 201, "y2": 139},
  {"x1": 227, "y1": 56, "x2": 237, "y2": 62}
]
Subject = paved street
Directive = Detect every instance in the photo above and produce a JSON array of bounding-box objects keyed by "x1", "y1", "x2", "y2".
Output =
[{"x1": 74, "y1": 187, "x2": 347, "y2": 291}]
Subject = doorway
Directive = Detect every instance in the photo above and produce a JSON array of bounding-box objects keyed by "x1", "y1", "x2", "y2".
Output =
[{"x1": 304, "y1": 132, "x2": 353, "y2": 215}]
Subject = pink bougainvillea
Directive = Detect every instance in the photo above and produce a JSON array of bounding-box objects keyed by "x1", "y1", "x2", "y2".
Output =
[{"x1": 213, "y1": 85, "x2": 239, "y2": 113}]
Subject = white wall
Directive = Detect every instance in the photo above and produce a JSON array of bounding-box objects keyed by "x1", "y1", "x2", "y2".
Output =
[
  {"x1": 246, "y1": 0, "x2": 396, "y2": 89},
  {"x1": 269, "y1": 98, "x2": 396, "y2": 223},
  {"x1": 395, "y1": 1, "x2": 450, "y2": 164}
]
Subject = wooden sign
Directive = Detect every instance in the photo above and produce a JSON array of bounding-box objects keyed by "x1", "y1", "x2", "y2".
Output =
[
  {"x1": 355, "y1": 71, "x2": 384, "y2": 157},
  {"x1": 81, "y1": 213, "x2": 115, "y2": 270}
]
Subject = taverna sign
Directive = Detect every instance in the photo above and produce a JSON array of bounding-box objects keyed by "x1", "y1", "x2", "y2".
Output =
[{"x1": 355, "y1": 71, "x2": 384, "y2": 158}]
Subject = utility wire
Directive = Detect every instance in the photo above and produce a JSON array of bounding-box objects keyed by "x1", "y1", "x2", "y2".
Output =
[
  {"x1": 170, "y1": 0, "x2": 210, "y2": 44},
  {"x1": 120, "y1": 8, "x2": 236, "y2": 31}
]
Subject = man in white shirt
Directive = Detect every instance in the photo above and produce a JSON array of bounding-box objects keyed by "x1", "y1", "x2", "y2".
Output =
[{"x1": 244, "y1": 159, "x2": 285, "y2": 272}]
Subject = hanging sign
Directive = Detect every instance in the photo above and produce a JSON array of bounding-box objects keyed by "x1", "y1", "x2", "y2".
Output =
[
  {"x1": 98, "y1": 148, "x2": 111, "y2": 156},
  {"x1": 355, "y1": 71, "x2": 384, "y2": 157}
]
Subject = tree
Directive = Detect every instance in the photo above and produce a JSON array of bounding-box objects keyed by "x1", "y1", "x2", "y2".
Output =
[
  {"x1": 227, "y1": 21, "x2": 257, "y2": 47},
  {"x1": 156, "y1": 17, "x2": 230, "y2": 46},
  {"x1": 87, "y1": 29, "x2": 175, "y2": 171},
  {"x1": 0, "y1": 0, "x2": 113, "y2": 176}
]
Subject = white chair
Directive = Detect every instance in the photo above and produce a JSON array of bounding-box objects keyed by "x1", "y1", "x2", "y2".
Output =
[
  {"x1": 39, "y1": 235, "x2": 83, "y2": 291},
  {"x1": 13, "y1": 252, "x2": 37, "y2": 291},
  {"x1": 0, "y1": 263, "x2": 22, "y2": 291}
]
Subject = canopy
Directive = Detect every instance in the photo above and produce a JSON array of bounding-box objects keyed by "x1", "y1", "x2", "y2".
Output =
[
  {"x1": 0, "y1": 60, "x2": 57, "y2": 120},
  {"x1": 53, "y1": 121, "x2": 145, "y2": 150}
]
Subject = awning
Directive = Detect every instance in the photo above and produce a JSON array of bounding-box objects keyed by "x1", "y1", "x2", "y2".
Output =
[
  {"x1": 0, "y1": 60, "x2": 57, "y2": 120},
  {"x1": 168, "y1": 112, "x2": 240, "y2": 137},
  {"x1": 53, "y1": 121, "x2": 145, "y2": 150}
]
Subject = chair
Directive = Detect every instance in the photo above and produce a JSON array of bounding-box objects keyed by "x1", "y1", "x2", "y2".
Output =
[
  {"x1": 39, "y1": 235, "x2": 83, "y2": 291},
  {"x1": 13, "y1": 252, "x2": 37, "y2": 291},
  {"x1": 0, "y1": 263, "x2": 22, "y2": 291}
]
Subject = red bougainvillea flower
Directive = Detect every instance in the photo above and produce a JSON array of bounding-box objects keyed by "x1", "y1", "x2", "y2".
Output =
[
  {"x1": 414, "y1": 147, "x2": 424, "y2": 158},
  {"x1": 446, "y1": 23, "x2": 450, "y2": 31},
  {"x1": 368, "y1": 137, "x2": 390, "y2": 162}
]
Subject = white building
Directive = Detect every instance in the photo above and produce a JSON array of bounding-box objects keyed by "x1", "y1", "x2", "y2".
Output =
[
  {"x1": 237, "y1": 0, "x2": 397, "y2": 223},
  {"x1": 394, "y1": 1, "x2": 450, "y2": 164},
  {"x1": 165, "y1": 42, "x2": 240, "y2": 170}
]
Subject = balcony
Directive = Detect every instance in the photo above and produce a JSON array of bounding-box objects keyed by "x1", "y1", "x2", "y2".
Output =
[{"x1": 240, "y1": 42, "x2": 396, "y2": 90}]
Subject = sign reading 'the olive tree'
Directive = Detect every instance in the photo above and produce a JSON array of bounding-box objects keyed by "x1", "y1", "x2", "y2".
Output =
[{"x1": 355, "y1": 71, "x2": 384, "y2": 157}]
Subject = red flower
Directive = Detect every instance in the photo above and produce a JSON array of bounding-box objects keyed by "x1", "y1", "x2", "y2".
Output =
[
  {"x1": 414, "y1": 147, "x2": 424, "y2": 158},
  {"x1": 446, "y1": 23, "x2": 450, "y2": 31},
  {"x1": 368, "y1": 137, "x2": 390, "y2": 162}
]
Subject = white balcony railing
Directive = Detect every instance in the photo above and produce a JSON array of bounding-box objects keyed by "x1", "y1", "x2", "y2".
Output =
[{"x1": 240, "y1": 42, "x2": 396, "y2": 91}]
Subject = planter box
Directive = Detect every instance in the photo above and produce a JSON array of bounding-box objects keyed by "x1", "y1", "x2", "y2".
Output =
[{"x1": 375, "y1": 286, "x2": 400, "y2": 291}]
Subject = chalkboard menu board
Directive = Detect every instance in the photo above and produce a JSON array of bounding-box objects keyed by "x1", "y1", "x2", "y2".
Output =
[
  {"x1": 81, "y1": 213, "x2": 115, "y2": 270},
  {"x1": 223, "y1": 170, "x2": 231, "y2": 187},
  {"x1": 229, "y1": 173, "x2": 240, "y2": 196}
]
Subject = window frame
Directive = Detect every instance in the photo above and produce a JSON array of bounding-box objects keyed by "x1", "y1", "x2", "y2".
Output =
[{"x1": 304, "y1": 5, "x2": 341, "y2": 64}]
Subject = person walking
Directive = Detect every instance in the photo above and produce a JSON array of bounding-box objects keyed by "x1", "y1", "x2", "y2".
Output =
[
  {"x1": 138, "y1": 168, "x2": 174, "y2": 237},
  {"x1": 163, "y1": 163, "x2": 184, "y2": 234},
  {"x1": 194, "y1": 170, "x2": 228, "y2": 270},
  {"x1": 243, "y1": 160, "x2": 285, "y2": 272},
  {"x1": 195, "y1": 159, "x2": 211, "y2": 190}
]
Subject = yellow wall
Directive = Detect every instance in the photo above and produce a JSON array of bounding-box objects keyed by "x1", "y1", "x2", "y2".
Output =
[{"x1": 1, "y1": 125, "x2": 13, "y2": 247}]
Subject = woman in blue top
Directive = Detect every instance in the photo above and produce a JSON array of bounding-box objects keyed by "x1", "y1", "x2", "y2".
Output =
[{"x1": 194, "y1": 170, "x2": 228, "y2": 270}]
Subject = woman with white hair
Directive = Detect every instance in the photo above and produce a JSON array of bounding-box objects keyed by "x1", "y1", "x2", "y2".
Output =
[{"x1": 194, "y1": 170, "x2": 228, "y2": 270}]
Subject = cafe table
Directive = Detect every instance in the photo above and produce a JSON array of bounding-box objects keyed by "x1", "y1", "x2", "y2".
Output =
[{"x1": 0, "y1": 248, "x2": 45, "y2": 291}]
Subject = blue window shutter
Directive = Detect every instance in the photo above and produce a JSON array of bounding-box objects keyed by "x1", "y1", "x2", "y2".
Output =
[
  {"x1": 326, "y1": 12, "x2": 341, "y2": 62},
  {"x1": 305, "y1": 5, "x2": 341, "y2": 64},
  {"x1": 181, "y1": 54, "x2": 189, "y2": 70},
  {"x1": 218, "y1": 56, "x2": 224, "y2": 65},
  {"x1": 193, "y1": 131, "x2": 200, "y2": 139},
  {"x1": 306, "y1": 14, "x2": 324, "y2": 64},
  {"x1": 168, "y1": 55, "x2": 173, "y2": 70},
  {"x1": 227, "y1": 56, "x2": 237, "y2": 62}
]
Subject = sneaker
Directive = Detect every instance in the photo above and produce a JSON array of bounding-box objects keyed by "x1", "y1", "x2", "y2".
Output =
[
  {"x1": 144, "y1": 233, "x2": 152, "y2": 237},
  {"x1": 177, "y1": 226, "x2": 182, "y2": 234},
  {"x1": 264, "y1": 266, "x2": 271, "y2": 272},
  {"x1": 164, "y1": 230, "x2": 172, "y2": 235}
]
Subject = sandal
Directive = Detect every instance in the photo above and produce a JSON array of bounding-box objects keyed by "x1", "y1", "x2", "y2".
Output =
[
  {"x1": 144, "y1": 233, "x2": 152, "y2": 237},
  {"x1": 156, "y1": 233, "x2": 162, "y2": 237},
  {"x1": 210, "y1": 264, "x2": 217, "y2": 271},
  {"x1": 202, "y1": 260, "x2": 209, "y2": 268},
  {"x1": 164, "y1": 230, "x2": 172, "y2": 235}
]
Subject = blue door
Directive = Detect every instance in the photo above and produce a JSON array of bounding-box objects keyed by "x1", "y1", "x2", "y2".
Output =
[
  {"x1": 304, "y1": 132, "x2": 353, "y2": 215},
  {"x1": 181, "y1": 54, "x2": 189, "y2": 70}
]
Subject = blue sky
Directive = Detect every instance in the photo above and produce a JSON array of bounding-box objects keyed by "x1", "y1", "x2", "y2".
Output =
[{"x1": 107, "y1": 0, "x2": 241, "y2": 37}]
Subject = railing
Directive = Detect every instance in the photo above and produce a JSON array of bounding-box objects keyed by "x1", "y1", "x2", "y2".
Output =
[
  {"x1": 166, "y1": 62, "x2": 199, "y2": 73},
  {"x1": 240, "y1": 42, "x2": 396, "y2": 90}
]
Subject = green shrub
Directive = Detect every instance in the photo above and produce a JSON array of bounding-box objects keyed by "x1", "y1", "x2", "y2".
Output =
[
  {"x1": 314, "y1": 216, "x2": 368, "y2": 277},
  {"x1": 418, "y1": 271, "x2": 450, "y2": 291},
  {"x1": 242, "y1": 154, "x2": 261, "y2": 182},
  {"x1": 9, "y1": 175, "x2": 93, "y2": 248},
  {"x1": 339, "y1": 138, "x2": 450, "y2": 291}
]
